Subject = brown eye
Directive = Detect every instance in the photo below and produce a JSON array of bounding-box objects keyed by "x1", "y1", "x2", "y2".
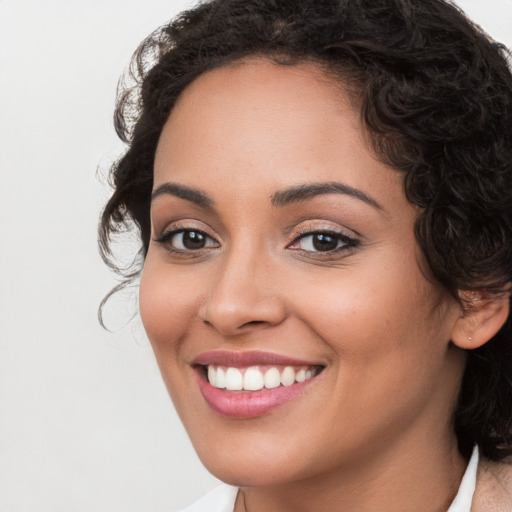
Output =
[
  {"x1": 287, "y1": 228, "x2": 360, "y2": 256},
  {"x1": 296, "y1": 232, "x2": 344, "y2": 252},
  {"x1": 311, "y1": 233, "x2": 338, "y2": 251},
  {"x1": 178, "y1": 230, "x2": 207, "y2": 250},
  {"x1": 156, "y1": 229, "x2": 219, "y2": 252}
]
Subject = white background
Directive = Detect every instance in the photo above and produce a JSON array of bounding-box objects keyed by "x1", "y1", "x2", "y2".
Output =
[{"x1": 0, "y1": 1, "x2": 511, "y2": 511}]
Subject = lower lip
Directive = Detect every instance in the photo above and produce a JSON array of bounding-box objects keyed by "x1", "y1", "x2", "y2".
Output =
[{"x1": 197, "y1": 370, "x2": 318, "y2": 418}]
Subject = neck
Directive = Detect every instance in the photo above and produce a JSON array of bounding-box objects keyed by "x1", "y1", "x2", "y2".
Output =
[{"x1": 235, "y1": 432, "x2": 467, "y2": 512}]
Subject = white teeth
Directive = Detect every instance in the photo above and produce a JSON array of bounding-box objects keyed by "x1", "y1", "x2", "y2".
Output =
[
  {"x1": 243, "y1": 366, "x2": 264, "y2": 391},
  {"x1": 225, "y1": 367, "x2": 243, "y2": 390},
  {"x1": 295, "y1": 369, "x2": 306, "y2": 383},
  {"x1": 207, "y1": 365, "x2": 319, "y2": 390},
  {"x1": 264, "y1": 367, "x2": 281, "y2": 389},
  {"x1": 281, "y1": 366, "x2": 296, "y2": 387},
  {"x1": 208, "y1": 365, "x2": 217, "y2": 387},
  {"x1": 214, "y1": 367, "x2": 226, "y2": 389}
]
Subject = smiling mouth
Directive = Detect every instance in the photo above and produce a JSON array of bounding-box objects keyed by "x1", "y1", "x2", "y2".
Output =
[
  {"x1": 202, "y1": 364, "x2": 324, "y2": 392},
  {"x1": 194, "y1": 351, "x2": 326, "y2": 417}
]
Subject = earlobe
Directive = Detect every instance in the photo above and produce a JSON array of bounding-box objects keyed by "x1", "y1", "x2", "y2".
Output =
[{"x1": 451, "y1": 291, "x2": 510, "y2": 349}]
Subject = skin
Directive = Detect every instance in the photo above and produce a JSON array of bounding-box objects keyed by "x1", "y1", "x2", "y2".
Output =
[{"x1": 140, "y1": 59, "x2": 470, "y2": 512}]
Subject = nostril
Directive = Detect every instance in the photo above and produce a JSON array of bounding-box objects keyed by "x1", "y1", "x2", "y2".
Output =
[{"x1": 242, "y1": 320, "x2": 266, "y2": 327}]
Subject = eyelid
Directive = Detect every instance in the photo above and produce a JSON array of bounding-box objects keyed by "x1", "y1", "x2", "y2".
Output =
[
  {"x1": 153, "y1": 219, "x2": 218, "y2": 240},
  {"x1": 288, "y1": 230, "x2": 357, "y2": 248},
  {"x1": 154, "y1": 228, "x2": 217, "y2": 245},
  {"x1": 152, "y1": 221, "x2": 221, "y2": 254},
  {"x1": 287, "y1": 220, "x2": 358, "y2": 242},
  {"x1": 286, "y1": 221, "x2": 360, "y2": 255}
]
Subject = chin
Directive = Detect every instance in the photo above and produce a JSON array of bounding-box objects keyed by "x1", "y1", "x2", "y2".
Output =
[
  {"x1": 199, "y1": 450, "x2": 308, "y2": 488},
  {"x1": 182, "y1": 416, "x2": 315, "y2": 487}
]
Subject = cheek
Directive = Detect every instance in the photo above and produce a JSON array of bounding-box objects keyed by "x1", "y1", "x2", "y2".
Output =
[
  {"x1": 138, "y1": 256, "x2": 206, "y2": 416},
  {"x1": 291, "y1": 251, "x2": 452, "y2": 385},
  {"x1": 139, "y1": 256, "x2": 198, "y2": 355}
]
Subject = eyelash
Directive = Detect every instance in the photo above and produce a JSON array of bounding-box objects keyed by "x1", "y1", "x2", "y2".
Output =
[
  {"x1": 153, "y1": 226, "x2": 359, "y2": 257},
  {"x1": 153, "y1": 226, "x2": 218, "y2": 256},
  {"x1": 287, "y1": 228, "x2": 359, "y2": 256}
]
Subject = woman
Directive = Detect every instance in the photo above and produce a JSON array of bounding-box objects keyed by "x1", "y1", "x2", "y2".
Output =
[{"x1": 99, "y1": 0, "x2": 512, "y2": 510}]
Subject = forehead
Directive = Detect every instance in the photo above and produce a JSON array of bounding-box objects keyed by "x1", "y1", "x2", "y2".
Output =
[
  {"x1": 176, "y1": 57, "x2": 355, "y2": 115},
  {"x1": 154, "y1": 58, "x2": 402, "y2": 207}
]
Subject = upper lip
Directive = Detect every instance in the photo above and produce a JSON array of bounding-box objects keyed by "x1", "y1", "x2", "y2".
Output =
[{"x1": 192, "y1": 350, "x2": 325, "y2": 368}]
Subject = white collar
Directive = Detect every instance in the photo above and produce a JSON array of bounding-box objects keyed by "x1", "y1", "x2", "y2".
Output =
[{"x1": 447, "y1": 445, "x2": 479, "y2": 512}]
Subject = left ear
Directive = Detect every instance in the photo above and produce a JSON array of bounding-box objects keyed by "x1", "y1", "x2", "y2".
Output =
[{"x1": 451, "y1": 290, "x2": 510, "y2": 349}]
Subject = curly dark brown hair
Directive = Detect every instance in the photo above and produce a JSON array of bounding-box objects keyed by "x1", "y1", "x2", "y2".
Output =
[{"x1": 99, "y1": 0, "x2": 512, "y2": 461}]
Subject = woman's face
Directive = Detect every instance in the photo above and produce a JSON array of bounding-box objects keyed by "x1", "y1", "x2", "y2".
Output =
[{"x1": 140, "y1": 59, "x2": 465, "y2": 486}]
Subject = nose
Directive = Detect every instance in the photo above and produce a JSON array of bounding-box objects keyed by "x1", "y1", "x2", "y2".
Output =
[{"x1": 198, "y1": 247, "x2": 287, "y2": 336}]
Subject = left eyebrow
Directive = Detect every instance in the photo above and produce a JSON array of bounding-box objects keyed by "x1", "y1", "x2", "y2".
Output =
[
  {"x1": 270, "y1": 182, "x2": 384, "y2": 211},
  {"x1": 151, "y1": 182, "x2": 214, "y2": 209}
]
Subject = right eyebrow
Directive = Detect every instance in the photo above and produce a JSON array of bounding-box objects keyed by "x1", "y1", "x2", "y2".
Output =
[
  {"x1": 151, "y1": 182, "x2": 214, "y2": 209},
  {"x1": 270, "y1": 181, "x2": 384, "y2": 211}
]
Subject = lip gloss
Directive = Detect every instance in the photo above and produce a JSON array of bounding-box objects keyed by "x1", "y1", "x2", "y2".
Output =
[
  {"x1": 197, "y1": 371, "x2": 317, "y2": 418},
  {"x1": 193, "y1": 351, "x2": 324, "y2": 418}
]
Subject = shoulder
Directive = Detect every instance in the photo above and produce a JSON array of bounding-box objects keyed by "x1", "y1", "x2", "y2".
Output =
[
  {"x1": 178, "y1": 484, "x2": 239, "y2": 512},
  {"x1": 472, "y1": 457, "x2": 512, "y2": 512}
]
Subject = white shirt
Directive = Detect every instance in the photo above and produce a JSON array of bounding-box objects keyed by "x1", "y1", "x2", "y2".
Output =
[
  {"x1": 447, "y1": 445, "x2": 479, "y2": 512},
  {"x1": 179, "y1": 446, "x2": 479, "y2": 512}
]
